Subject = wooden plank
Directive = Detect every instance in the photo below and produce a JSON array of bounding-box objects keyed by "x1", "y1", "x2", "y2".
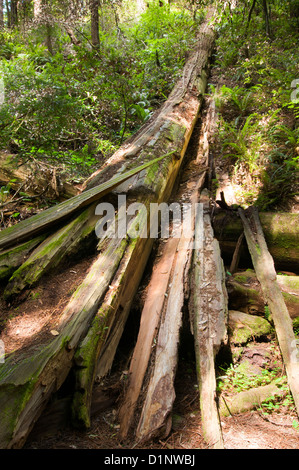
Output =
[
  {"x1": 118, "y1": 236, "x2": 179, "y2": 439},
  {"x1": 189, "y1": 193, "x2": 227, "y2": 449}
]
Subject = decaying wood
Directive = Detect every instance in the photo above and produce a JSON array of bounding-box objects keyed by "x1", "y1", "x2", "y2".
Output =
[
  {"x1": 238, "y1": 207, "x2": 299, "y2": 418},
  {"x1": 0, "y1": 234, "x2": 47, "y2": 281},
  {"x1": 0, "y1": 10, "x2": 216, "y2": 448},
  {"x1": 0, "y1": 233, "x2": 128, "y2": 449},
  {"x1": 213, "y1": 211, "x2": 299, "y2": 272},
  {"x1": 118, "y1": 96, "x2": 218, "y2": 442},
  {"x1": 117, "y1": 236, "x2": 179, "y2": 439},
  {"x1": 0, "y1": 152, "x2": 79, "y2": 200},
  {"x1": 135, "y1": 227, "x2": 194, "y2": 443},
  {"x1": 188, "y1": 191, "x2": 228, "y2": 449},
  {"x1": 3, "y1": 203, "x2": 99, "y2": 300},
  {"x1": 227, "y1": 270, "x2": 299, "y2": 320}
]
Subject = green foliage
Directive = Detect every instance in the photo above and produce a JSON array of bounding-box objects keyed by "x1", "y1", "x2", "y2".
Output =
[
  {"x1": 0, "y1": 2, "x2": 199, "y2": 177},
  {"x1": 218, "y1": 113, "x2": 262, "y2": 171},
  {"x1": 217, "y1": 364, "x2": 282, "y2": 394},
  {"x1": 211, "y1": 0, "x2": 299, "y2": 210}
]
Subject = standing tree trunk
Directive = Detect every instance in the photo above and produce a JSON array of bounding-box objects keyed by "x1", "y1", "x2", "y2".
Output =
[
  {"x1": 90, "y1": 0, "x2": 100, "y2": 47},
  {"x1": 0, "y1": 0, "x2": 4, "y2": 28},
  {"x1": 10, "y1": 0, "x2": 18, "y2": 27}
]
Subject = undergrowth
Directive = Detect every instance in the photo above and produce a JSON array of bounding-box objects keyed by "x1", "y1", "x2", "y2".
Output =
[{"x1": 210, "y1": 2, "x2": 299, "y2": 210}]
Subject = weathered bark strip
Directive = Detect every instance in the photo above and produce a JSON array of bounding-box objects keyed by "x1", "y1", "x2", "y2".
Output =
[
  {"x1": 189, "y1": 193, "x2": 228, "y2": 449},
  {"x1": 219, "y1": 383, "x2": 285, "y2": 418},
  {"x1": 0, "y1": 153, "x2": 172, "y2": 251},
  {"x1": 227, "y1": 271, "x2": 299, "y2": 320},
  {"x1": 136, "y1": 231, "x2": 193, "y2": 443},
  {"x1": 118, "y1": 233, "x2": 180, "y2": 439},
  {"x1": 238, "y1": 207, "x2": 299, "y2": 418},
  {"x1": 213, "y1": 211, "x2": 299, "y2": 272},
  {"x1": 0, "y1": 235, "x2": 47, "y2": 281},
  {"x1": 3, "y1": 203, "x2": 99, "y2": 299}
]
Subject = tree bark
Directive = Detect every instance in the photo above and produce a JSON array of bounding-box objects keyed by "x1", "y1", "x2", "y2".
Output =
[
  {"x1": 90, "y1": 0, "x2": 100, "y2": 47},
  {"x1": 188, "y1": 191, "x2": 227, "y2": 449},
  {"x1": 0, "y1": 0, "x2": 4, "y2": 28}
]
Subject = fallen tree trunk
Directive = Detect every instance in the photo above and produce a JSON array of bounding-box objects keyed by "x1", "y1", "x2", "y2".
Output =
[
  {"x1": 0, "y1": 153, "x2": 172, "y2": 252},
  {"x1": 0, "y1": 235, "x2": 47, "y2": 281},
  {"x1": 238, "y1": 207, "x2": 299, "y2": 418},
  {"x1": 117, "y1": 97, "x2": 217, "y2": 442},
  {"x1": 0, "y1": 11, "x2": 216, "y2": 448},
  {"x1": 213, "y1": 211, "x2": 299, "y2": 273},
  {"x1": 227, "y1": 270, "x2": 299, "y2": 321},
  {"x1": 188, "y1": 191, "x2": 228, "y2": 449}
]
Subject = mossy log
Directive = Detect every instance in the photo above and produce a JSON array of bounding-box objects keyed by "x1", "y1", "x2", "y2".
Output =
[
  {"x1": 213, "y1": 211, "x2": 299, "y2": 273},
  {"x1": 227, "y1": 270, "x2": 299, "y2": 321},
  {"x1": 219, "y1": 383, "x2": 285, "y2": 417},
  {"x1": 0, "y1": 12, "x2": 216, "y2": 448},
  {"x1": 3, "y1": 203, "x2": 99, "y2": 300},
  {"x1": 239, "y1": 207, "x2": 299, "y2": 418},
  {"x1": 228, "y1": 310, "x2": 272, "y2": 345},
  {"x1": 0, "y1": 233, "x2": 127, "y2": 448},
  {"x1": 188, "y1": 192, "x2": 228, "y2": 449},
  {"x1": 0, "y1": 153, "x2": 171, "y2": 252}
]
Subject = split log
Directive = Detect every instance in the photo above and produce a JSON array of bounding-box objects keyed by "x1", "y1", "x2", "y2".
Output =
[
  {"x1": 117, "y1": 236, "x2": 179, "y2": 439},
  {"x1": 188, "y1": 192, "x2": 228, "y2": 449},
  {"x1": 135, "y1": 225, "x2": 194, "y2": 443},
  {"x1": 227, "y1": 270, "x2": 299, "y2": 320},
  {"x1": 0, "y1": 10, "x2": 216, "y2": 448},
  {"x1": 0, "y1": 233, "x2": 128, "y2": 449},
  {"x1": 213, "y1": 211, "x2": 299, "y2": 273},
  {"x1": 238, "y1": 207, "x2": 299, "y2": 418},
  {"x1": 118, "y1": 95, "x2": 218, "y2": 442},
  {"x1": 3, "y1": 203, "x2": 99, "y2": 300}
]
